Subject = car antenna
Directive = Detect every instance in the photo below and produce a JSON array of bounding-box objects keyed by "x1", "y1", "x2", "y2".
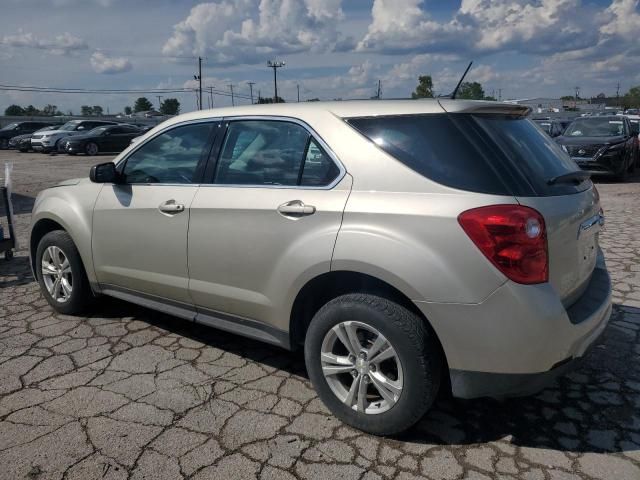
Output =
[{"x1": 450, "y1": 61, "x2": 473, "y2": 100}]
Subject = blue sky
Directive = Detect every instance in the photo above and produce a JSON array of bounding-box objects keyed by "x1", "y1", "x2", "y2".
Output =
[{"x1": 1, "y1": 0, "x2": 639, "y2": 114}]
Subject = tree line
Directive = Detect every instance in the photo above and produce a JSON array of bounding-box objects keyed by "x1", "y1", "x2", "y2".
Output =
[
  {"x1": 411, "y1": 75, "x2": 495, "y2": 100},
  {"x1": 4, "y1": 96, "x2": 180, "y2": 117}
]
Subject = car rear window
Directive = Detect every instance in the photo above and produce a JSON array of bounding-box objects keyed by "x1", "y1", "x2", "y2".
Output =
[{"x1": 347, "y1": 113, "x2": 590, "y2": 196}]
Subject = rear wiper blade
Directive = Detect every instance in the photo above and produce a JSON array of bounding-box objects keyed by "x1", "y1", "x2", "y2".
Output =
[{"x1": 547, "y1": 170, "x2": 591, "y2": 186}]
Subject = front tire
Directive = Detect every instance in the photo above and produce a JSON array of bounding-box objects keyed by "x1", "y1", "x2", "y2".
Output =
[
  {"x1": 304, "y1": 293, "x2": 442, "y2": 435},
  {"x1": 36, "y1": 230, "x2": 93, "y2": 315},
  {"x1": 0, "y1": 139, "x2": 8, "y2": 150}
]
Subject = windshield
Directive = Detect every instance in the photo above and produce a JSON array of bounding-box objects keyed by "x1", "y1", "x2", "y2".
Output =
[
  {"x1": 1, "y1": 123, "x2": 18, "y2": 131},
  {"x1": 36, "y1": 126, "x2": 57, "y2": 133},
  {"x1": 564, "y1": 118, "x2": 625, "y2": 137},
  {"x1": 59, "y1": 121, "x2": 81, "y2": 131}
]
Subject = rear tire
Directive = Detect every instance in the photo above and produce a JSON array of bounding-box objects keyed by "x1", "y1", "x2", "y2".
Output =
[
  {"x1": 305, "y1": 293, "x2": 442, "y2": 435},
  {"x1": 35, "y1": 230, "x2": 93, "y2": 315},
  {"x1": 85, "y1": 142, "x2": 99, "y2": 156}
]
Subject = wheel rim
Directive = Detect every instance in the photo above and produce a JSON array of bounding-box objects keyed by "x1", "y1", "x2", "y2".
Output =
[
  {"x1": 87, "y1": 143, "x2": 98, "y2": 155},
  {"x1": 320, "y1": 321, "x2": 403, "y2": 414},
  {"x1": 41, "y1": 246, "x2": 73, "y2": 303}
]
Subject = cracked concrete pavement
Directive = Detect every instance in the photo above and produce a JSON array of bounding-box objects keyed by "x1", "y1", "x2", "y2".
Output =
[{"x1": 1, "y1": 150, "x2": 639, "y2": 480}]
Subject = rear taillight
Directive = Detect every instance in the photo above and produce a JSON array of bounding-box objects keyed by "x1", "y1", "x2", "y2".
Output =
[{"x1": 458, "y1": 205, "x2": 548, "y2": 284}]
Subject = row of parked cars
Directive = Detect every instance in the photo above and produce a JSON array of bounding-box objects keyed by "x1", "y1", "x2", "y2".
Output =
[
  {"x1": 534, "y1": 114, "x2": 640, "y2": 180},
  {"x1": 0, "y1": 120, "x2": 150, "y2": 155}
]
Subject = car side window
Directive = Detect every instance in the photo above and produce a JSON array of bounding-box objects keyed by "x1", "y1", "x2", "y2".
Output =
[
  {"x1": 214, "y1": 120, "x2": 310, "y2": 186},
  {"x1": 300, "y1": 139, "x2": 340, "y2": 186},
  {"x1": 122, "y1": 123, "x2": 214, "y2": 184}
]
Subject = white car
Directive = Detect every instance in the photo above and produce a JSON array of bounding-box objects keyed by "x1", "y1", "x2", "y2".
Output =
[{"x1": 31, "y1": 120, "x2": 117, "y2": 153}]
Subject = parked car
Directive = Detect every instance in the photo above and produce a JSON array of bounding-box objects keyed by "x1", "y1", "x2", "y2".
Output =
[
  {"x1": 533, "y1": 118, "x2": 566, "y2": 137},
  {"x1": 30, "y1": 100, "x2": 611, "y2": 435},
  {"x1": 31, "y1": 120, "x2": 117, "y2": 153},
  {"x1": 0, "y1": 121, "x2": 59, "y2": 149},
  {"x1": 555, "y1": 116, "x2": 638, "y2": 180},
  {"x1": 9, "y1": 125, "x2": 60, "y2": 152},
  {"x1": 63, "y1": 124, "x2": 142, "y2": 155}
]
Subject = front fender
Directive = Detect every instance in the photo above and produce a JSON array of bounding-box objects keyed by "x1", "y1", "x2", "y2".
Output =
[{"x1": 30, "y1": 181, "x2": 102, "y2": 286}]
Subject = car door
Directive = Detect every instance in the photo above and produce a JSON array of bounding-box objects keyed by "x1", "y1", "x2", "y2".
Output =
[
  {"x1": 92, "y1": 120, "x2": 219, "y2": 304},
  {"x1": 99, "y1": 127, "x2": 121, "y2": 151},
  {"x1": 187, "y1": 118, "x2": 351, "y2": 333}
]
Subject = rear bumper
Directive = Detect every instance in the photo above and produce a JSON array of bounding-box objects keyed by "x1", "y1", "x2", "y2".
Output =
[{"x1": 415, "y1": 251, "x2": 612, "y2": 399}]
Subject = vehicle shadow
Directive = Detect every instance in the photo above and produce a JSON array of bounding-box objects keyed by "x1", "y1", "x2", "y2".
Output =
[{"x1": 2, "y1": 253, "x2": 637, "y2": 455}]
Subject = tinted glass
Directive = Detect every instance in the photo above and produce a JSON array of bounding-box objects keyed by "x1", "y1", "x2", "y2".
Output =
[
  {"x1": 215, "y1": 120, "x2": 309, "y2": 186},
  {"x1": 122, "y1": 123, "x2": 214, "y2": 184},
  {"x1": 348, "y1": 114, "x2": 508, "y2": 194},
  {"x1": 1, "y1": 123, "x2": 18, "y2": 131},
  {"x1": 472, "y1": 115, "x2": 589, "y2": 195},
  {"x1": 301, "y1": 139, "x2": 340, "y2": 186},
  {"x1": 348, "y1": 114, "x2": 588, "y2": 196},
  {"x1": 564, "y1": 118, "x2": 626, "y2": 137}
]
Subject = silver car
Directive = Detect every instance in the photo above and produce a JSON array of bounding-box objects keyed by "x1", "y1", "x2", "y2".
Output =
[{"x1": 30, "y1": 100, "x2": 611, "y2": 435}]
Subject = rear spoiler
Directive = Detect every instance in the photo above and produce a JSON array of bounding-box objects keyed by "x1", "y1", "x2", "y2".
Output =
[{"x1": 438, "y1": 99, "x2": 531, "y2": 118}]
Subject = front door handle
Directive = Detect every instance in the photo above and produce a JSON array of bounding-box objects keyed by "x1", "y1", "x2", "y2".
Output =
[
  {"x1": 277, "y1": 200, "x2": 316, "y2": 216},
  {"x1": 158, "y1": 200, "x2": 185, "y2": 214}
]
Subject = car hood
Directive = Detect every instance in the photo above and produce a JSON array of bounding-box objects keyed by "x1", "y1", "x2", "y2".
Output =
[
  {"x1": 555, "y1": 135, "x2": 626, "y2": 146},
  {"x1": 11, "y1": 133, "x2": 33, "y2": 141},
  {"x1": 37, "y1": 129, "x2": 82, "y2": 137},
  {"x1": 51, "y1": 178, "x2": 90, "y2": 187}
]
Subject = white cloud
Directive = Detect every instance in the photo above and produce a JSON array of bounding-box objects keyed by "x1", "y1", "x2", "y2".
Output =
[
  {"x1": 162, "y1": 0, "x2": 348, "y2": 65},
  {"x1": 1, "y1": 30, "x2": 88, "y2": 55},
  {"x1": 90, "y1": 51, "x2": 132, "y2": 74},
  {"x1": 358, "y1": 0, "x2": 604, "y2": 55}
]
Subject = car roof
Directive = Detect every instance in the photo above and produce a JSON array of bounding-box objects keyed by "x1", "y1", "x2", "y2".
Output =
[{"x1": 156, "y1": 99, "x2": 530, "y2": 129}]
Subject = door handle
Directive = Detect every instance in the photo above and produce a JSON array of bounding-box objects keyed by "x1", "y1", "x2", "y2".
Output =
[
  {"x1": 277, "y1": 200, "x2": 316, "y2": 216},
  {"x1": 158, "y1": 200, "x2": 185, "y2": 214}
]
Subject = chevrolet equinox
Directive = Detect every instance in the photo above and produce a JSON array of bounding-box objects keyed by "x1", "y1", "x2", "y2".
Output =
[{"x1": 30, "y1": 100, "x2": 612, "y2": 435}]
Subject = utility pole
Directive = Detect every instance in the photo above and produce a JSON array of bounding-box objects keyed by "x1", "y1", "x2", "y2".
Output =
[
  {"x1": 375, "y1": 80, "x2": 382, "y2": 100},
  {"x1": 209, "y1": 86, "x2": 214, "y2": 109},
  {"x1": 297, "y1": 84, "x2": 300, "y2": 102},
  {"x1": 574, "y1": 86, "x2": 580, "y2": 109},
  {"x1": 194, "y1": 57, "x2": 203, "y2": 111},
  {"x1": 247, "y1": 82, "x2": 255, "y2": 104},
  {"x1": 267, "y1": 60, "x2": 285, "y2": 103},
  {"x1": 229, "y1": 84, "x2": 235, "y2": 106},
  {"x1": 258, "y1": 90, "x2": 261, "y2": 103},
  {"x1": 156, "y1": 95, "x2": 163, "y2": 111},
  {"x1": 616, "y1": 82, "x2": 620, "y2": 105},
  {"x1": 498, "y1": 89, "x2": 502, "y2": 101}
]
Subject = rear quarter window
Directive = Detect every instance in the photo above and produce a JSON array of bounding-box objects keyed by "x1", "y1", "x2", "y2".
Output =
[{"x1": 347, "y1": 114, "x2": 590, "y2": 196}]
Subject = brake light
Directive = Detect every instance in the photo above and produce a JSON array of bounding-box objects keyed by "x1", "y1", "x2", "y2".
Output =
[{"x1": 458, "y1": 205, "x2": 548, "y2": 284}]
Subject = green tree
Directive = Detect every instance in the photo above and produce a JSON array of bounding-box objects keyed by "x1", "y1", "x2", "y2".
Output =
[
  {"x1": 4, "y1": 105, "x2": 24, "y2": 116},
  {"x1": 411, "y1": 75, "x2": 434, "y2": 99},
  {"x1": 24, "y1": 105, "x2": 39, "y2": 115},
  {"x1": 257, "y1": 96, "x2": 285, "y2": 104},
  {"x1": 624, "y1": 85, "x2": 640, "y2": 108},
  {"x1": 457, "y1": 82, "x2": 485, "y2": 100},
  {"x1": 124, "y1": 106, "x2": 132, "y2": 115},
  {"x1": 160, "y1": 98, "x2": 180, "y2": 115},
  {"x1": 43, "y1": 104, "x2": 58, "y2": 116},
  {"x1": 92, "y1": 105, "x2": 103, "y2": 116},
  {"x1": 81, "y1": 105, "x2": 93, "y2": 116},
  {"x1": 134, "y1": 97, "x2": 153, "y2": 112}
]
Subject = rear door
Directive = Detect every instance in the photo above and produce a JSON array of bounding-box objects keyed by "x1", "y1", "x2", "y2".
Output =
[
  {"x1": 471, "y1": 115, "x2": 602, "y2": 305},
  {"x1": 187, "y1": 118, "x2": 351, "y2": 330}
]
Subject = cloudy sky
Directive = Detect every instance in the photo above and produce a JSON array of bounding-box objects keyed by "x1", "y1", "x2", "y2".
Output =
[{"x1": 1, "y1": 0, "x2": 639, "y2": 114}]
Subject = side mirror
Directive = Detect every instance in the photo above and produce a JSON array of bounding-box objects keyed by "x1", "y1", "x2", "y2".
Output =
[{"x1": 90, "y1": 162, "x2": 119, "y2": 183}]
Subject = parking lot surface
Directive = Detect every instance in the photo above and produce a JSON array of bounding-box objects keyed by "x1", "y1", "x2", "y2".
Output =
[{"x1": 0, "y1": 150, "x2": 639, "y2": 480}]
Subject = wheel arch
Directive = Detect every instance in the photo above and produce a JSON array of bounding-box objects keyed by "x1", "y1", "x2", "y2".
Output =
[{"x1": 289, "y1": 270, "x2": 449, "y2": 378}]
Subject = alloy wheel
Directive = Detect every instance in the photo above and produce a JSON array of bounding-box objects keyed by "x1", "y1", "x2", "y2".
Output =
[
  {"x1": 41, "y1": 246, "x2": 73, "y2": 303},
  {"x1": 320, "y1": 321, "x2": 403, "y2": 414},
  {"x1": 86, "y1": 143, "x2": 98, "y2": 155}
]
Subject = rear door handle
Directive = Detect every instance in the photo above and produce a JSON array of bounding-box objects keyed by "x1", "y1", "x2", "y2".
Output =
[
  {"x1": 277, "y1": 200, "x2": 316, "y2": 216},
  {"x1": 158, "y1": 200, "x2": 185, "y2": 214}
]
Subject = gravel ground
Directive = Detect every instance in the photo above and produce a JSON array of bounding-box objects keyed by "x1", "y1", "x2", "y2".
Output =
[{"x1": 0, "y1": 150, "x2": 639, "y2": 480}]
